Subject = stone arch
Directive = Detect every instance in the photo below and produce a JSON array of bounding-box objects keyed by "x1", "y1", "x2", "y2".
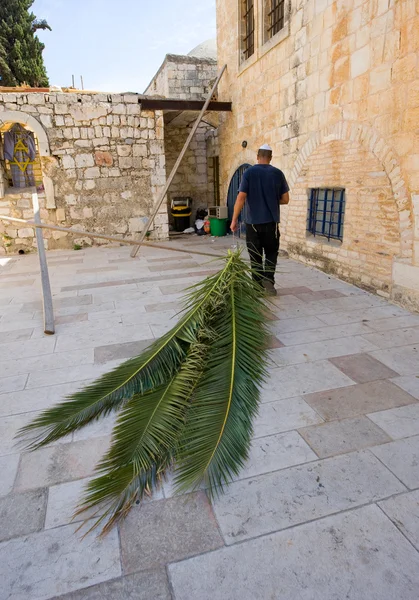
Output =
[
  {"x1": 0, "y1": 110, "x2": 55, "y2": 208},
  {"x1": 289, "y1": 121, "x2": 412, "y2": 260},
  {"x1": 0, "y1": 110, "x2": 50, "y2": 156},
  {"x1": 225, "y1": 147, "x2": 255, "y2": 190}
]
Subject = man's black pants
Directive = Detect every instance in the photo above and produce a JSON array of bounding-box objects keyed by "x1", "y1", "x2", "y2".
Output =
[{"x1": 246, "y1": 222, "x2": 279, "y2": 284}]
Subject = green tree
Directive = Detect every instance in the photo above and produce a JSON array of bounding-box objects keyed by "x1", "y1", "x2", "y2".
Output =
[{"x1": 0, "y1": 0, "x2": 51, "y2": 88}]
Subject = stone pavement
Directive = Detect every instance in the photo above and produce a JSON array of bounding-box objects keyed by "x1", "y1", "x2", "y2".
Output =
[{"x1": 1, "y1": 237, "x2": 419, "y2": 600}]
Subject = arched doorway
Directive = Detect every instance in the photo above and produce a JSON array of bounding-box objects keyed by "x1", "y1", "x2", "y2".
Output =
[{"x1": 227, "y1": 163, "x2": 251, "y2": 235}]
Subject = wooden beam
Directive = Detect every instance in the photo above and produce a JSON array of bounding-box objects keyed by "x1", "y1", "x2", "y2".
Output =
[
  {"x1": 130, "y1": 64, "x2": 228, "y2": 258},
  {"x1": 31, "y1": 189, "x2": 55, "y2": 335},
  {"x1": 141, "y1": 98, "x2": 231, "y2": 112}
]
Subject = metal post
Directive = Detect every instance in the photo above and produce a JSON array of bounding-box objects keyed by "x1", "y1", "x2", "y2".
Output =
[
  {"x1": 130, "y1": 64, "x2": 227, "y2": 258},
  {"x1": 31, "y1": 188, "x2": 55, "y2": 334}
]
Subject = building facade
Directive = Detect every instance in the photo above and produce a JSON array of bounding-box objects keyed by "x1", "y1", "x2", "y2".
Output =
[{"x1": 216, "y1": 0, "x2": 419, "y2": 310}]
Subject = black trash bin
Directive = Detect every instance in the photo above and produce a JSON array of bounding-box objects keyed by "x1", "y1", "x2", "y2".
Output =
[{"x1": 171, "y1": 197, "x2": 192, "y2": 232}]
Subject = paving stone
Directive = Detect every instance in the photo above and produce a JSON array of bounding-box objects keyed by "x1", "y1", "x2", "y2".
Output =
[
  {"x1": 169, "y1": 505, "x2": 419, "y2": 600},
  {"x1": 119, "y1": 492, "x2": 223, "y2": 573},
  {"x1": 233, "y1": 431, "x2": 317, "y2": 481},
  {"x1": 0, "y1": 489, "x2": 47, "y2": 542},
  {"x1": 318, "y1": 296, "x2": 387, "y2": 311},
  {"x1": 54, "y1": 324, "x2": 154, "y2": 353},
  {"x1": 277, "y1": 322, "x2": 374, "y2": 346},
  {"x1": 270, "y1": 336, "x2": 379, "y2": 367},
  {"x1": 379, "y1": 490, "x2": 419, "y2": 551},
  {"x1": 26, "y1": 363, "x2": 114, "y2": 389},
  {"x1": 145, "y1": 300, "x2": 182, "y2": 312},
  {"x1": 392, "y1": 376, "x2": 419, "y2": 399},
  {"x1": 0, "y1": 336, "x2": 56, "y2": 361},
  {"x1": 362, "y1": 327, "x2": 419, "y2": 349},
  {"x1": 299, "y1": 417, "x2": 391, "y2": 458},
  {"x1": 0, "y1": 348, "x2": 95, "y2": 378},
  {"x1": 369, "y1": 345, "x2": 419, "y2": 376},
  {"x1": 20, "y1": 294, "x2": 92, "y2": 312},
  {"x1": 94, "y1": 339, "x2": 153, "y2": 364},
  {"x1": 51, "y1": 570, "x2": 171, "y2": 600},
  {"x1": 0, "y1": 454, "x2": 20, "y2": 496},
  {"x1": 266, "y1": 335, "x2": 285, "y2": 348},
  {"x1": 371, "y1": 436, "x2": 419, "y2": 488},
  {"x1": 0, "y1": 522, "x2": 121, "y2": 600},
  {"x1": 316, "y1": 305, "x2": 409, "y2": 326},
  {"x1": 0, "y1": 412, "x2": 44, "y2": 456},
  {"x1": 329, "y1": 353, "x2": 399, "y2": 383},
  {"x1": 270, "y1": 315, "x2": 334, "y2": 334},
  {"x1": 368, "y1": 404, "x2": 419, "y2": 439},
  {"x1": 148, "y1": 261, "x2": 199, "y2": 272},
  {"x1": 147, "y1": 254, "x2": 192, "y2": 262},
  {"x1": 304, "y1": 380, "x2": 417, "y2": 421},
  {"x1": 15, "y1": 437, "x2": 110, "y2": 491},
  {"x1": 366, "y1": 315, "x2": 419, "y2": 332},
  {"x1": 276, "y1": 286, "x2": 313, "y2": 296},
  {"x1": 212, "y1": 451, "x2": 405, "y2": 544},
  {"x1": 0, "y1": 381, "x2": 93, "y2": 418},
  {"x1": 261, "y1": 362, "x2": 354, "y2": 403},
  {"x1": 0, "y1": 374, "x2": 28, "y2": 393},
  {"x1": 55, "y1": 313, "x2": 88, "y2": 325},
  {"x1": 0, "y1": 328, "x2": 34, "y2": 343},
  {"x1": 254, "y1": 397, "x2": 323, "y2": 438},
  {"x1": 76, "y1": 266, "x2": 117, "y2": 274},
  {"x1": 295, "y1": 289, "x2": 346, "y2": 302}
]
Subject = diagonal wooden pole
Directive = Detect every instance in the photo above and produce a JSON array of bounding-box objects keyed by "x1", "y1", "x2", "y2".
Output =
[
  {"x1": 130, "y1": 64, "x2": 227, "y2": 258},
  {"x1": 31, "y1": 188, "x2": 55, "y2": 334}
]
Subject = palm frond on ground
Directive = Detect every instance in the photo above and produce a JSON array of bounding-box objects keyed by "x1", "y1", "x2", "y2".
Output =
[{"x1": 17, "y1": 250, "x2": 269, "y2": 534}]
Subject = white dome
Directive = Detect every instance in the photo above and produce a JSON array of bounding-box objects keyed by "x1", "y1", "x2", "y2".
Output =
[{"x1": 187, "y1": 39, "x2": 217, "y2": 60}]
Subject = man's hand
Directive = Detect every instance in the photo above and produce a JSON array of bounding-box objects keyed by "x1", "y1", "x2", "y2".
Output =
[
  {"x1": 231, "y1": 192, "x2": 247, "y2": 233},
  {"x1": 230, "y1": 219, "x2": 239, "y2": 232}
]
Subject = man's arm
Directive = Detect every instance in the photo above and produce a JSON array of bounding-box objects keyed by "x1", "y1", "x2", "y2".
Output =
[
  {"x1": 280, "y1": 191, "x2": 289, "y2": 205},
  {"x1": 230, "y1": 191, "x2": 247, "y2": 232}
]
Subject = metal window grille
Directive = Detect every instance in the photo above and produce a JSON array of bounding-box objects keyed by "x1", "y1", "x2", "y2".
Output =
[
  {"x1": 242, "y1": 0, "x2": 255, "y2": 60},
  {"x1": 267, "y1": 0, "x2": 285, "y2": 38},
  {"x1": 307, "y1": 188, "x2": 345, "y2": 242}
]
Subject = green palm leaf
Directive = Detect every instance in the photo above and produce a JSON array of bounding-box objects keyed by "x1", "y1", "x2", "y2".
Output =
[
  {"x1": 75, "y1": 341, "x2": 209, "y2": 534},
  {"x1": 17, "y1": 255, "x2": 235, "y2": 450},
  {"x1": 174, "y1": 268, "x2": 269, "y2": 495},
  {"x1": 16, "y1": 250, "x2": 271, "y2": 534}
]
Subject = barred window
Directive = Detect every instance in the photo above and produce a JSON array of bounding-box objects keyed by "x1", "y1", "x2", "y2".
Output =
[
  {"x1": 241, "y1": 0, "x2": 255, "y2": 61},
  {"x1": 307, "y1": 189, "x2": 346, "y2": 242},
  {"x1": 267, "y1": 0, "x2": 286, "y2": 38}
]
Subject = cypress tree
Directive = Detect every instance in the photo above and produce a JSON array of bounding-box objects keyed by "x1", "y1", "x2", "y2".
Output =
[{"x1": 0, "y1": 0, "x2": 51, "y2": 88}]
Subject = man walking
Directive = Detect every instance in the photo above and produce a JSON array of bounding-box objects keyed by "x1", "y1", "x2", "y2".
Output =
[{"x1": 230, "y1": 144, "x2": 290, "y2": 296}]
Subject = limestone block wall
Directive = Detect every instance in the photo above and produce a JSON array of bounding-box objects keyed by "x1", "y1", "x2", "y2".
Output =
[
  {"x1": 0, "y1": 92, "x2": 168, "y2": 254},
  {"x1": 145, "y1": 55, "x2": 218, "y2": 99},
  {"x1": 216, "y1": 0, "x2": 419, "y2": 309}
]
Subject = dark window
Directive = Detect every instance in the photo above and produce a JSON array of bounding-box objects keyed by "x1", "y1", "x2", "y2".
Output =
[
  {"x1": 212, "y1": 156, "x2": 220, "y2": 206},
  {"x1": 268, "y1": 0, "x2": 286, "y2": 38},
  {"x1": 307, "y1": 188, "x2": 345, "y2": 242},
  {"x1": 242, "y1": 0, "x2": 255, "y2": 61}
]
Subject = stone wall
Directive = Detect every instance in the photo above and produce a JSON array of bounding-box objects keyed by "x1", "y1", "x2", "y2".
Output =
[
  {"x1": 0, "y1": 92, "x2": 168, "y2": 254},
  {"x1": 216, "y1": 0, "x2": 419, "y2": 309},
  {"x1": 145, "y1": 55, "x2": 218, "y2": 99}
]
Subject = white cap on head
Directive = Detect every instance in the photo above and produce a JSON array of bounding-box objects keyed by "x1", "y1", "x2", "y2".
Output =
[{"x1": 259, "y1": 143, "x2": 272, "y2": 151}]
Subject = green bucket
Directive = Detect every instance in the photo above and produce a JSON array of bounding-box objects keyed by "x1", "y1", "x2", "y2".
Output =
[{"x1": 209, "y1": 217, "x2": 227, "y2": 237}]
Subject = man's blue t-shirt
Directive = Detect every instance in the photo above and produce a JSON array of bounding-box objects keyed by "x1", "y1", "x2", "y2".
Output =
[{"x1": 239, "y1": 164, "x2": 289, "y2": 224}]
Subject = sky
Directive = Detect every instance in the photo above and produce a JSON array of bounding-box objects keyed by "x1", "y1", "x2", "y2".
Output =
[{"x1": 32, "y1": 0, "x2": 216, "y2": 93}]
